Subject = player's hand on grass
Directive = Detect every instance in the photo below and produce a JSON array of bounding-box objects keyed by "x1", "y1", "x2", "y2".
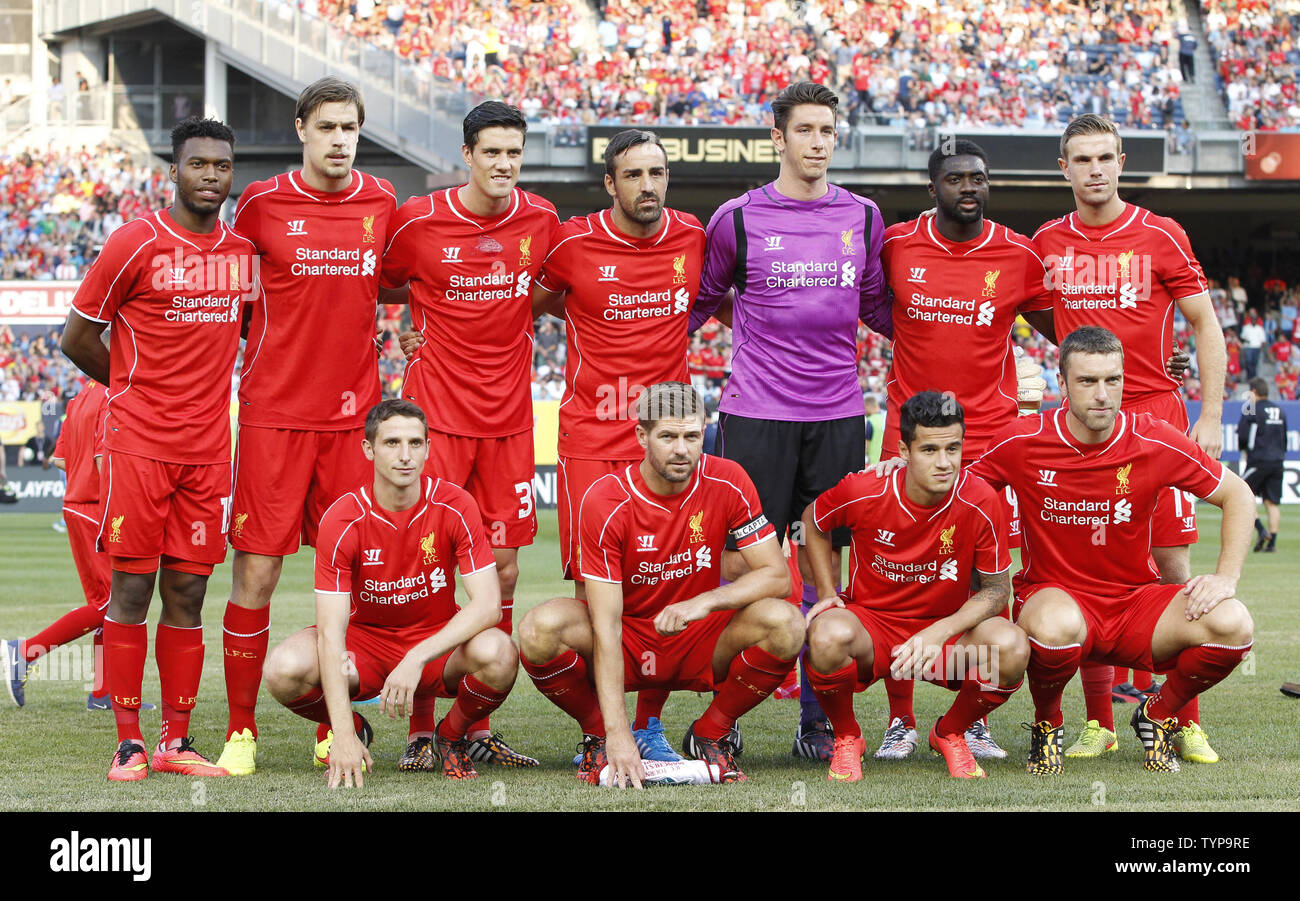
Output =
[
  {"x1": 398, "y1": 328, "x2": 424, "y2": 360},
  {"x1": 1182, "y1": 574, "x2": 1237, "y2": 620},
  {"x1": 890, "y1": 623, "x2": 950, "y2": 680},
  {"x1": 864, "y1": 457, "x2": 907, "y2": 478},
  {"x1": 1188, "y1": 417, "x2": 1223, "y2": 458},
  {"x1": 605, "y1": 731, "x2": 644, "y2": 789},
  {"x1": 805, "y1": 594, "x2": 846, "y2": 624},
  {"x1": 327, "y1": 732, "x2": 373, "y2": 790},
  {"x1": 654, "y1": 597, "x2": 708, "y2": 636},
  {"x1": 379, "y1": 656, "x2": 424, "y2": 718}
]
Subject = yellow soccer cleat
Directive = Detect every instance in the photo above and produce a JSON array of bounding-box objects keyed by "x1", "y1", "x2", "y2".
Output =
[
  {"x1": 1064, "y1": 719, "x2": 1119, "y2": 758},
  {"x1": 1024, "y1": 721, "x2": 1065, "y2": 775},
  {"x1": 314, "y1": 714, "x2": 373, "y2": 768},
  {"x1": 1172, "y1": 721, "x2": 1219, "y2": 764},
  {"x1": 215, "y1": 728, "x2": 257, "y2": 776}
]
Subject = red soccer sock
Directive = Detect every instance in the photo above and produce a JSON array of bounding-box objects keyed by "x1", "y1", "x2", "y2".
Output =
[
  {"x1": 1111, "y1": 667, "x2": 1128, "y2": 688},
  {"x1": 103, "y1": 618, "x2": 147, "y2": 744},
  {"x1": 156, "y1": 623, "x2": 204, "y2": 747},
  {"x1": 25, "y1": 604, "x2": 104, "y2": 664},
  {"x1": 1146, "y1": 644, "x2": 1250, "y2": 722},
  {"x1": 1081, "y1": 662, "x2": 1115, "y2": 731},
  {"x1": 696, "y1": 646, "x2": 795, "y2": 740},
  {"x1": 1133, "y1": 670, "x2": 1155, "y2": 692},
  {"x1": 806, "y1": 661, "x2": 860, "y2": 739},
  {"x1": 222, "y1": 602, "x2": 270, "y2": 739},
  {"x1": 633, "y1": 690, "x2": 670, "y2": 730},
  {"x1": 438, "y1": 674, "x2": 509, "y2": 740},
  {"x1": 521, "y1": 649, "x2": 603, "y2": 735},
  {"x1": 409, "y1": 693, "x2": 437, "y2": 737},
  {"x1": 936, "y1": 670, "x2": 1022, "y2": 736},
  {"x1": 1027, "y1": 638, "x2": 1083, "y2": 728},
  {"x1": 90, "y1": 628, "x2": 105, "y2": 697},
  {"x1": 288, "y1": 689, "x2": 366, "y2": 736},
  {"x1": 1176, "y1": 696, "x2": 1199, "y2": 725},
  {"x1": 884, "y1": 677, "x2": 916, "y2": 729}
]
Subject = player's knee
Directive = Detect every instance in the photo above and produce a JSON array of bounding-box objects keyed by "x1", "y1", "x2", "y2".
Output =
[
  {"x1": 471, "y1": 628, "x2": 519, "y2": 686},
  {"x1": 1023, "y1": 600, "x2": 1085, "y2": 648},
  {"x1": 988, "y1": 621, "x2": 1030, "y2": 679},
  {"x1": 760, "y1": 599, "x2": 806, "y2": 659},
  {"x1": 517, "y1": 599, "x2": 565, "y2": 662},
  {"x1": 1202, "y1": 598, "x2": 1254, "y2": 646},
  {"x1": 264, "y1": 642, "x2": 311, "y2": 701},
  {"x1": 806, "y1": 615, "x2": 853, "y2": 669}
]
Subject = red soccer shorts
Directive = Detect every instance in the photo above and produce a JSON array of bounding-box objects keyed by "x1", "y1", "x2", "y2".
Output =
[
  {"x1": 423, "y1": 428, "x2": 536, "y2": 549},
  {"x1": 837, "y1": 601, "x2": 965, "y2": 689},
  {"x1": 231, "y1": 425, "x2": 371, "y2": 556},
  {"x1": 64, "y1": 501, "x2": 111, "y2": 611},
  {"x1": 340, "y1": 622, "x2": 458, "y2": 700},
  {"x1": 1125, "y1": 392, "x2": 1200, "y2": 548},
  {"x1": 1014, "y1": 581, "x2": 1185, "y2": 673},
  {"x1": 99, "y1": 451, "x2": 230, "y2": 567},
  {"x1": 620, "y1": 609, "x2": 736, "y2": 692},
  {"x1": 558, "y1": 454, "x2": 639, "y2": 580}
]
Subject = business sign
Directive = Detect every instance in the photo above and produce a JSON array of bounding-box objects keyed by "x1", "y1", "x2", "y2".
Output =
[
  {"x1": 587, "y1": 126, "x2": 778, "y2": 176},
  {"x1": 0, "y1": 281, "x2": 78, "y2": 324},
  {"x1": 0, "y1": 401, "x2": 41, "y2": 445},
  {"x1": 1244, "y1": 133, "x2": 1300, "y2": 180}
]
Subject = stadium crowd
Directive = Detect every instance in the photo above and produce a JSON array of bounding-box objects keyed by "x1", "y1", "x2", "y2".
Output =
[{"x1": 1201, "y1": 0, "x2": 1300, "y2": 131}]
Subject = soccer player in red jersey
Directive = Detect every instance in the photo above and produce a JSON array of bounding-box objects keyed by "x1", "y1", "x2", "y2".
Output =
[
  {"x1": 967, "y1": 327, "x2": 1254, "y2": 774},
  {"x1": 517, "y1": 382, "x2": 804, "y2": 787},
  {"x1": 1, "y1": 376, "x2": 114, "y2": 709},
  {"x1": 1033, "y1": 114, "x2": 1228, "y2": 762},
  {"x1": 380, "y1": 102, "x2": 559, "y2": 768},
  {"x1": 217, "y1": 78, "x2": 398, "y2": 775},
  {"x1": 801, "y1": 391, "x2": 1026, "y2": 780},
  {"x1": 60, "y1": 117, "x2": 255, "y2": 781},
  {"x1": 263, "y1": 400, "x2": 519, "y2": 786}
]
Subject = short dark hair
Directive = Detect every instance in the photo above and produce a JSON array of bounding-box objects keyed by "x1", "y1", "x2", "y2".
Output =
[
  {"x1": 928, "y1": 139, "x2": 989, "y2": 183},
  {"x1": 364, "y1": 399, "x2": 427, "y2": 443},
  {"x1": 463, "y1": 100, "x2": 527, "y2": 149},
  {"x1": 1060, "y1": 113, "x2": 1121, "y2": 159},
  {"x1": 771, "y1": 81, "x2": 838, "y2": 133},
  {"x1": 1250, "y1": 377, "x2": 1270, "y2": 398},
  {"x1": 636, "y1": 381, "x2": 703, "y2": 431},
  {"x1": 171, "y1": 117, "x2": 235, "y2": 165},
  {"x1": 296, "y1": 76, "x2": 365, "y2": 127},
  {"x1": 899, "y1": 391, "x2": 965, "y2": 446},
  {"x1": 1058, "y1": 326, "x2": 1124, "y2": 379},
  {"x1": 604, "y1": 129, "x2": 667, "y2": 177}
]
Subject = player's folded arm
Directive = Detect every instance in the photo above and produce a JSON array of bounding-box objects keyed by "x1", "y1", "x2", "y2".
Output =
[
  {"x1": 704, "y1": 530, "x2": 788, "y2": 612},
  {"x1": 61, "y1": 309, "x2": 111, "y2": 385},
  {"x1": 1199, "y1": 467, "x2": 1257, "y2": 583},
  {"x1": 400, "y1": 563, "x2": 503, "y2": 671}
]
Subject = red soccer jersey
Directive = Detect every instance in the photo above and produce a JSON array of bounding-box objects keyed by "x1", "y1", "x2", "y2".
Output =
[
  {"x1": 314, "y1": 476, "x2": 497, "y2": 637},
  {"x1": 537, "y1": 208, "x2": 705, "y2": 460},
  {"x1": 578, "y1": 455, "x2": 775, "y2": 620},
  {"x1": 968, "y1": 409, "x2": 1225, "y2": 599},
  {"x1": 1033, "y1": 203, "x2": 1209, "y2": 416},
  {"x1": 882, "y1": 217, "x2": 1052, "y2": 458},
  {"x1": 71, "y1": 210, "x2": 254, "y2": 465},
  {"x1": 381, "y1": 187, "x2": 560, "y2": 437},
  {"x1": 52, "y1": 381, "x2": 108, "y2": 505},
  {"x1": 233, "y1": 170, "x2": 397, "y2": 431},
  {"x1": 813, "y1": 468, "x2": 1009, "y2": 626}
]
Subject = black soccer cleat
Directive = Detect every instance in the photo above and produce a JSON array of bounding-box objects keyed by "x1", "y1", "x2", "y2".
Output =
[
  {"x1": 1130, "y1": 698, "x2": 1180, "y2": 773},
  {"x1": 1024, "y1": 720, "x2": 1065, "y2": 775},
  {"x1": 682, "y1": 719, "x2": 745, "y2": 782}
]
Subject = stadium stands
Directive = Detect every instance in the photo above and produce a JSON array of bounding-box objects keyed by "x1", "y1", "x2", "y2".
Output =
[{"x1": 1201, "y1": 0, "x2": 1300, "y2": 131}]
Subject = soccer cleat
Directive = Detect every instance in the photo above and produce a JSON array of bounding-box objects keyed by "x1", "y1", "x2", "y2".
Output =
[
  {"x1": 0, "y1": 483, "x2": 17, "y2": 504},
  {"x1": 791, "y1": 718, "x2": 835, "y2": 761},
  {"x1": 398, "y1": 736, "x2": 437, "y2": 772},
  {"x1": 963, "y1": 717, "x2": 1007, "y2": 759},
  {"x1": 575, "y1": 734, "x2": 608, "y2": 785},
  {"x1": 633, "y1": 717, "x2": 684, "y2": 762},
  {"x1": 1024, "y1": 721, "x2": 1065, "y2": 775},
  {"x1": 465, "y1": 732, "x2": 539, "y2": 767},
  {"x1": 52, "y1": 519, "x2": 67, "y2": 534},
  {"x1": 682, "y1": 720, "x2": 745, "y2": 782},
  {"x1": 1171, "y1": 721, "x2": 1219, "y2": 764},
  {"x1": 1064, "y1": 719, "x2": 1119, "y2": 758},
  {"x1": 929, "y1": 720, "x2": 986, "y2": 779},
  {"x1": 1265, "y1": 535, "x2": 1277, "y2": 552},
  {"x1": 1253, "y1": 533, "x2": 1268, "y2": 553},
  {"x1": 1130, "y1": 698, "x2": 1180, "y2": 773},
  {"x1": 107, "y1": 740, "x2": 149, "y2": 782},
  {"x1": 827, "y1": 734, "x2": 865, "y2": 782},
  {"x1": 1281, "y1": 682, "x2": 1300, "y2": 699},
  {"x1": 729, "y1": 720, "x2": 744, "y2": 758},
  {"x1": 1111, "y1": 682, "x2": 1143, "y2": 704},
  {"x1": 2, "y1": 638, "x2": 27, "y2": 707},
  {"x1": 151, "y1": 737, "x2": 228, "y2": 777},
  {"x1": 215, "y1": 727, "x2": 257, "y2": 776},
  {"x1": 313, "y1": 714, "x2": 374, "y2": 768},
  {"x1": 433, "y1": 725, "x2": 479, "y2": 780},
  {"x1": 874, "y1": 716, "x2": 918, "y2": 760}
]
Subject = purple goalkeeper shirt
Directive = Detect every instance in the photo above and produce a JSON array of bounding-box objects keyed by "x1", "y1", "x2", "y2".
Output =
[{"x1": 690, "y1": 182, "x2": 891, "y2": 422}]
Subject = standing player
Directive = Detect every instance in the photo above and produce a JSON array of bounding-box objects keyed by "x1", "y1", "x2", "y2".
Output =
[
  {"x1": 216, "y1": 78, "x2": 397, "y2": 776},
  {"x1": 870, "y1": 140, "x2": 1054, "y2": 761},
  {"x1": 687, "y1": 81, "x2": 893, "y2": 760},
  {"x1": 2, "y1": 377, "x2": 112, "y2": 708},
  {"x1": 1034, "y1": 114, "x2": 1228, "y2": 763},
  {"x1": 380, "y1": 101, "x2": 558, "y2": 768},
  {"x1": 801, "y1": 392, "x2": 1027, "y2": 780},
  {"x1": 968, "y1": 327, "x2": 1254, "y2": 774},
  {"x1": 1239, "y1": 377, "x2": 1287, "y2": 552},
  {"x1": 517, "y1": 382, "x2": 803, "y2": 787},
  {"x1": 60, "y1": 116, "x2": 254, "y2": 781},
  {"x1": 263, "y1": 400, "x2": 519, "y2": 785}
]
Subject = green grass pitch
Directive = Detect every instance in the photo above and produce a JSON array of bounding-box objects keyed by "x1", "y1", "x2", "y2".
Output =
[{"x1": 1, "y1": 507, "x2": 1297, "y2": 811}]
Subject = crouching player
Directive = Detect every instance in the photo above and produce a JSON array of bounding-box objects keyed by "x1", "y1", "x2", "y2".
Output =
[
  {"x1": 264, "y1": 400, "x2": 519, "y2": 787},
  {"x1": 518, "y1": 382, "x2": 803, "y2": 787},
  {"x1": 800, "y1": 392, "x2": 1026, "y2": 781},
  {"x1": 968, "y1": 327, "x2": 1255, "y2": 774}
]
